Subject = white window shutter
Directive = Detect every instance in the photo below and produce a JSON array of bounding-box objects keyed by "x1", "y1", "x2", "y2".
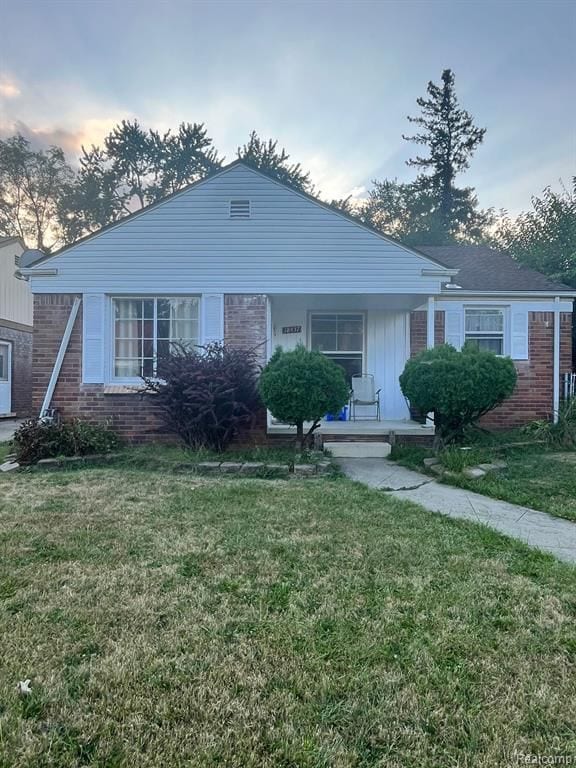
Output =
[
  {"x1": 201, "y1": 294, "x2": 224, "y2": 344},
  {"x1": 445, "y1": 309, "x2": 464, "y2": 349},
  {"x1": 82, "y1": 294, "x2": 105, "y2": 383},
  {"x1": 511, "y1": 307, "x2": 529, "y2": 360}
]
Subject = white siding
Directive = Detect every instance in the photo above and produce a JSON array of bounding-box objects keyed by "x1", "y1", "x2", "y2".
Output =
[
  {"x1": 0, "y1": 240, "x2": 33, "y2": 326},
  {"x1": 28, "y1": 165, "x2": 448, "y2": 295},
  {"x1": 271, "y1": 296, "x2": 410, "y2": 420}
]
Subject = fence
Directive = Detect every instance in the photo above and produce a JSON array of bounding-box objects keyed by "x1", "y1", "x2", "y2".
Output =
[{"x1": 563, "y1": 372, "x2": 576, "y2": 401}]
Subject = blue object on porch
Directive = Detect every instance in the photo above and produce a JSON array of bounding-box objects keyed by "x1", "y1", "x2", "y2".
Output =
[{"x1": 326, "y1": 406, "x2": 348, "y2": 421}]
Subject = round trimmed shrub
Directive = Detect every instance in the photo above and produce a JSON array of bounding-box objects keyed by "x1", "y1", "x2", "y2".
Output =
[
  {"x1": 259, "y1": 344, "x2": 350, "y2": 448},
  {"x1": 399, "y1": 343, "x2": 517, "y2": 445}
]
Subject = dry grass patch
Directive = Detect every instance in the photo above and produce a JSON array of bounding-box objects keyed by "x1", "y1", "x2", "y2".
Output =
[{"x1": 0, "y1": 466, "x2": 575, "y2": 766}]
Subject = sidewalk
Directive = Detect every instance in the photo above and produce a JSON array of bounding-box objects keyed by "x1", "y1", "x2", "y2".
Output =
[
  {"x1": 0, "y1": 419, "x2": 23, "y2": 443},
  {"x1": 337, "y1": 458, "x2": 576, "y2": 565}
]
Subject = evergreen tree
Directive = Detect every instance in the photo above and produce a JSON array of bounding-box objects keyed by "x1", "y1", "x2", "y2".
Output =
[{"x1": 403, "y1": 69, "x2": 487, "y2": 241}]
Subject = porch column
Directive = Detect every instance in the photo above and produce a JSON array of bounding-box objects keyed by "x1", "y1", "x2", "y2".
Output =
[
  {"x1": 426, "y1": 296, "x2": 435, "y2": 349},
  {"x1": 553, "y1": 296, "x2": 561, "y2": 423}
]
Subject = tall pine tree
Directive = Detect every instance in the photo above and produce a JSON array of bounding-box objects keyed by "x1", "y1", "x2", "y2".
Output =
[{"x1": 403, "y1": 69, "x2": 487, "y2": 241}]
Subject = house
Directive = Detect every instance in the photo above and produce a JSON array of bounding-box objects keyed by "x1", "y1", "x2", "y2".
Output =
[
  {"x1": 0, "y1": 236, "x2": 33, "y2": 417},
  {"x1": 19, "y1": 161, "x2": 575, "y2": 444}
]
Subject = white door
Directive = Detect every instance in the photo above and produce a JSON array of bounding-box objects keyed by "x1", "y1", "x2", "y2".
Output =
[{"x1": 0, "y1": 342, "x2": 11, "y2": 415}]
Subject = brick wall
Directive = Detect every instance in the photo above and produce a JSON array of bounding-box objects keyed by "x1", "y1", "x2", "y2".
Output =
[
  {"x1": 0, "y1": 321, "x2": 33, "y2": 416},
  {"x1": 224, "y1": 294, "x2": 268, "y2": 365},
  {"x1": 408, "y1": 308, "x2": 573, "y2": 429},
  {"x1": 410, "y1": 310, "x2": 445, "y2": 357},
  {"x1": 481, "y1": 312, "x2": 572, "y2": 428},
  {"x1": 33, "y1": 294, "x2": 269, "y2": 444}
]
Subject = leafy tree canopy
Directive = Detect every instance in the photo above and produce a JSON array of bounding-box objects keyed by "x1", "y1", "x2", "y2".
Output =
[
  {"x1": 492, "y1": 180, "x2": 576, "y2": 287},
  {"x1": 237, "y1": 131, "x2": 314, "y2": 194},
  {"x1": 0, "y1": 134, "x2": 75, "y2": 252},
  {"x1": 63, "y1": 120, "x2": 222, "y2": 241}
]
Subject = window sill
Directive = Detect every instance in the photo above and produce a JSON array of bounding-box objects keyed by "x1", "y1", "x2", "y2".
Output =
[{"x1": 102, "y1": 384, "x2": 141, "y2": 395}]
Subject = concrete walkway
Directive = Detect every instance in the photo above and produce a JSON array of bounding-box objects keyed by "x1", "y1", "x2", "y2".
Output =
[
  {"x1": 337, "y1": 458, "x2": 576, "y2": 565},
  {"x1": 0, "y1": 419, "x2": 23, "y2": 443}
]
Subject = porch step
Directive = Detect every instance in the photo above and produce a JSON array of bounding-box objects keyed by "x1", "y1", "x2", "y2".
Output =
[{"x1": 326, "y1": 441, "x2": 392, "y2": 458}]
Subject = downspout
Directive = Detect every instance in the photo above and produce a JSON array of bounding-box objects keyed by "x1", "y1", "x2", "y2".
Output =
[
  {"x1": 553, "y1": 296, "x2": 561, "y2": 423},
  {"x1": 39, "y1": 297, "x2": 81, "y2": 418}
]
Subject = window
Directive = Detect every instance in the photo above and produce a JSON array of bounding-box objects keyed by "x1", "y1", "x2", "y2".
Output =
[
  {"x1": 310, "y1": 313, "x2": 364, "y2": 383},
  {"x1": 465, "y1": 308, "x2": 505, "y2": 354},
  {"x1": 113, "y1": 297, "x2": 200, "y2": 379},
  {"x1": 229, "y1": 199, "x2": 251, "y2": 219}
]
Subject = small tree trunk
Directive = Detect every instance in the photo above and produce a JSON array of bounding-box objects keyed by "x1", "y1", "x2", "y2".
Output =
[{"x1": 296, "y1": 422, "x2": 305, "y2": 450}]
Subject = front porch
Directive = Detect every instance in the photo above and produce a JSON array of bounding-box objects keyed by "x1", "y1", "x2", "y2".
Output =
[
  {"x1": 267, "y1": 293, "x2": 439, "y2": 429},
  {"x1": 267, "y1": 418, "x2": 435, "y2": 440}
]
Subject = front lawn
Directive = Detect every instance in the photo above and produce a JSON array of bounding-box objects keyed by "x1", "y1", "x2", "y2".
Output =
[
  {"x1": 1, "y1": 466, "x2": 575, "y2": 766},
  {"x1": 392, "y1": 442, "x2": 576, "y2": 523}
]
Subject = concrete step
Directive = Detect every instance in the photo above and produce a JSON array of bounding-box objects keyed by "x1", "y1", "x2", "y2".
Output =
[{"x1": 326, "y1": 441, "x2": 392, "y2": 458}]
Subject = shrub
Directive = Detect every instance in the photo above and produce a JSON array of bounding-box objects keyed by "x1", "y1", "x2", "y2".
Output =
[
  {"x1": 524, "y1": 398, "x2": 576, "y2": 448},
  {"x1": 13, "y1": 419, "x2": 121, "y2": 464},
  {"x1": 142, "y1": 342, "x2": 262, "y2": 451},
  {"x1": 259, "y1": 344, "x2": 350, "y2": 448},
  {"x1": 400, "y1": 343, "x2": 517, "y2": 446}
]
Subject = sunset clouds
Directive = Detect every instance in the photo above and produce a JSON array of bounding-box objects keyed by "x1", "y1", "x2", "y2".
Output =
[{"x1": 1, "y1": 0, "x2": 574, "y2": 211}]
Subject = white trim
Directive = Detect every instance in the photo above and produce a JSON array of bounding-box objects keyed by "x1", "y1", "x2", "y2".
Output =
[
  {"x1": 440, "y1": 290, "x2": 576, "y2": 299},
  {"x1": 265, "y1": 296, "x2": 272, "y2": 362},
  {"x1": 40, "y1": 297, "x2": 81, "y2": 416},
  {"x1": 308, "y1": 310, "x2": 366, "y2": 374},
  {"x1": 0, "y1": 340, "x2": 12, "y2": 415},
  {"x1": 553, "y1": 296, "x2": 561, "y2": 423},
  {"x1": 464, "y1": 306, "x2": 507, "y2": 356},
  {"x1": 109, "y1": 295, "x2": 201, "y2": 384},
  {"x1": 426, "y1": 297, "x2": 435, "y2": 349},
  {"x1": 435, "y1": 299, "x2": 573, "y2": 312}
]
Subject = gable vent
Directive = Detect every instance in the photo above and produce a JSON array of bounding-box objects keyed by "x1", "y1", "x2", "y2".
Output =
[{"x1": 229, "y1": 199, "x2": 251, "y2": 219}]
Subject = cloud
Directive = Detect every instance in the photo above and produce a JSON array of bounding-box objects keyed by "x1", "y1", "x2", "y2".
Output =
[
  {"x1": 0, "y1": 116, "x2": 131, "y2": 161},
  {"x1": 0, "y1": 76, "x2": 20, "y2": 98}
]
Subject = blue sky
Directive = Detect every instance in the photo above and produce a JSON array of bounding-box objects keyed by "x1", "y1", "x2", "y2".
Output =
[{"x1": 1, "y1": 0, "x2": 574, "y2": 213}]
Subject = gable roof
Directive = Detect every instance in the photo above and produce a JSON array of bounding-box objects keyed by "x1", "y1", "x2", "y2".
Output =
[
  {"x1": 418, "y1": 245, "x2": 575, "y2": 295},
  {"x1": 20, "y1": 160, "x2": 450, "y2": 273}
]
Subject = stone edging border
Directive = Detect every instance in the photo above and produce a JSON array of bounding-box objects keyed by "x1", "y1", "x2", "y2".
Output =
[{"x1": 19, "y1": 454, "x2": 333, "y2": 477}]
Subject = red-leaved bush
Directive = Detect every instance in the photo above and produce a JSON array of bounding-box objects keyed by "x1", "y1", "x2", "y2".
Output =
[{"x1": 141, "y1": 342, "x2": 262, "y2": 451}]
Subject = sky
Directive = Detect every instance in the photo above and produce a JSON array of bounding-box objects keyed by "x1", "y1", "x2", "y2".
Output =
[{"x1": 1, "y1": 0, "x2": 575, "y2": 215}]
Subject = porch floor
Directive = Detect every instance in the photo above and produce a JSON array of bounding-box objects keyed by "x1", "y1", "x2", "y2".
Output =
[{"x1": 268, "y1": 419, "x2": 434, "y2": 437}]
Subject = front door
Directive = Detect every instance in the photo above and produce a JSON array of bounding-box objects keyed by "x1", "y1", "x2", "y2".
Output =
[{"x1": 0, "y1": 342, "x2": 12, "y2": 415}]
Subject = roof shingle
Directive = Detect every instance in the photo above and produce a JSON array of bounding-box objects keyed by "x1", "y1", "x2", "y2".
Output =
[{"x1": 416, "y1": 245, "x2": 575, "y2": 294}]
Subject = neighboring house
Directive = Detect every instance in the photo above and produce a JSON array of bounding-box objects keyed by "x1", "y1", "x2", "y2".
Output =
[
  {"x1": 19, "y1": 161, "x2": 575, "y2": 443},
  {"x1": 0, "y1": 236, "x2": 33, "y2": 417}
]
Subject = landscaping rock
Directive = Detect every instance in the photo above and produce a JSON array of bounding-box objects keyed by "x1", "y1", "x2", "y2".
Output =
[
  {"x1": 264, "y1": 463, "x2": 290, "y2": 477},
  {"x1": 219, "y1": 462, "x2": 243, "y2": 473},
  {"x1": 423, "y1": 457, "x2": 440, "y2": 468},
  {"x1": 293, "y1": 463, "x2": 316, "y2": 475},
  {"x1": 477, "y1": 461, "x2": 507, "y2": 472},
  {"x1": 429, "y1": 464, "x2": 445, "y2": 476},
  {"x1": 0, "y1": 461, "x2": 20, "y2": 472},
  {"x1": 463, "y1": 467, "x2": 487, "y2": 479},
  {"x1": 316, "y1": 461, "x2": 332, "y2": 474},
  {"x1": 239, "y1": 462, "x2": 265, "y2": 474},
  {"x1": 197, "y1": 461, "x2": 222, "y2": 473}
]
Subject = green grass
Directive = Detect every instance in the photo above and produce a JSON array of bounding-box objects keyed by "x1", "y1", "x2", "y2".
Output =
[
  {"x1": 0, "y1": 441, "x2": 11, "y2": 463},
  {"x1": 1, "y1": 465, "x2": 575, "y2": 766},
  {"x1": 391, "y1": 440, "x2": 576, "y2": 522},
  {"x1": 111, "y1": 443, "x2": 324, "y2": 467}
]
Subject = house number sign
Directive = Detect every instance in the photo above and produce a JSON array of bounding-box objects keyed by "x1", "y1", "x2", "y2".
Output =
[{"x1": 282, "y1": 325, "x2": 302, "y2": 334}]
